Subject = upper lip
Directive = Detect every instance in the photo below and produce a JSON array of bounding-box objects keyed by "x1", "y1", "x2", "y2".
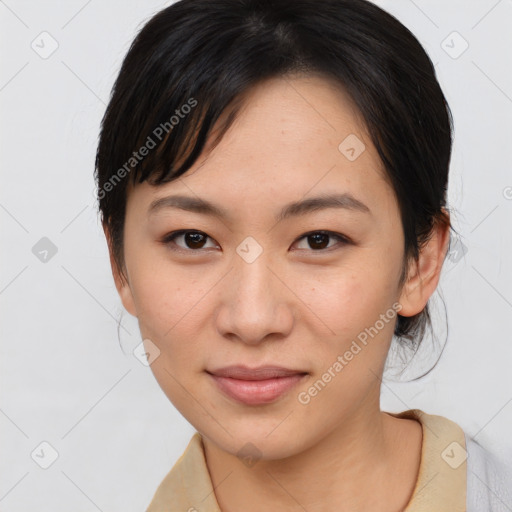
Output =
[{"x1": 207, "y1": 365, "x2": 307, "y2": 381}]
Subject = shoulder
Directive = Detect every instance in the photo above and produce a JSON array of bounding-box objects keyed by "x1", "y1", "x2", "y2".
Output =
[
  {"x1": 389, "y1": 408, "x2": 467, "y2": 511},
  {"x1": 464, "y1": 433, "x2": 512, "y2": 512},
  {"x1": 389, "y1": 408, "x2": 512, "y2": 512},
  {"x1": 145, "y1": 432, "x2": 221, "y2": 512}
]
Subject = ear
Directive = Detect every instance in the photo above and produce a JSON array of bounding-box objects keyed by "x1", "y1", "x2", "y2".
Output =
[
  {"x1": 398, "y1": 212, "x2": 451, "y2": 317},
  {"x1": 103, "y1": 223, "x2": 138, "y2": 318}
]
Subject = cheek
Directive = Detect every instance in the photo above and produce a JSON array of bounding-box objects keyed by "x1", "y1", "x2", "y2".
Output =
[
  {"x1": 128, "y1": 256, "x2": 215, "y2": 357},
  {"x1": 300, "y1": 262, "x2": 401, "y2": 386},
  {"x1": 296, "y1": 267, "x2": 399, "y2": 403},
  {"x1": 124, "y1": 239, "x2": 187, "y2": 325},
  {"x1": 308, "y1": 257, "x2": 400, "y2": 336}
]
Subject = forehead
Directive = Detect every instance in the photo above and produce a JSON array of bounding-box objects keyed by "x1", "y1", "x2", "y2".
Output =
[
  {"x1": 126, "y1": 74, "x2": 394, "y2": 218},
  {"x1": 207, "y1": 73, "x2": 371, "y2": 153}
]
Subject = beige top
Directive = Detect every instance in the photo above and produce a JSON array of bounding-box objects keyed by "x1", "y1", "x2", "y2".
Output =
[{"x1": 146, "y1": 409, "x2": 466, "y2": 511}]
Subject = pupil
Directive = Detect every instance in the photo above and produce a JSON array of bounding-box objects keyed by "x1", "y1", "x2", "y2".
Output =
[
  {"x1": 310, "y1": 233, "x2": 328, "y2": 249},
  {"x1": 186, "y1": 232, "x2": 205, "y2": 249}
]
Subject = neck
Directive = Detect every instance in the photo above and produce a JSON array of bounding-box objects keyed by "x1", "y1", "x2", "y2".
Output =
[{"x1": 202, "y1": 404, "x2": 422, "y2": 512}]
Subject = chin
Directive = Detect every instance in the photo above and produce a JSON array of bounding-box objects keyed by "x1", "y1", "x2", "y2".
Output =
[{"x1": 198, "y1": 418, "x2": 310, "y2": 462}]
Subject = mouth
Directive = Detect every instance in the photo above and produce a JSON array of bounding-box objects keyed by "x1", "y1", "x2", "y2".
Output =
[{"x1": 206, "y1": 365, "x2": 308, "y2": 405}]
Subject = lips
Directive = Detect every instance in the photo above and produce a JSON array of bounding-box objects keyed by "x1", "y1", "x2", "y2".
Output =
[
  {"x1": 206, "y1": 365, "x2": 308, "y2": 405},
  {"x1": 208, "y1": 365, "x2": 306, "y2": 380}
]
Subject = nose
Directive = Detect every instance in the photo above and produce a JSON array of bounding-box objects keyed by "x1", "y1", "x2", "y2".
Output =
[{"x1": 215, "y1": 246, "x2": 294, "y2": 345}]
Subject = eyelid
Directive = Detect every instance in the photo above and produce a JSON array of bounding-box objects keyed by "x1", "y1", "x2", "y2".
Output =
[{"x1": 160, "y1": 229, "x2": 351, "y2": 253}]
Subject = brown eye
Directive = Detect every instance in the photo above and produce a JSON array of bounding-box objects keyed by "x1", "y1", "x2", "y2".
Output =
[
  {"x1": 294, "y1": 231, "x2": 350, "y2": 251},
  {"x1": 183, "y1": 232, "x2": 208, "y2": 249},
  {"x1": 162, "y1": 230, "x2": 217, "y2": 251},
  {"x1": 161, "y1": 229, "x2": 350, "y2": 254},
  {"x1": 307, "y1": 233, "x2": 330, "y2": 250}
]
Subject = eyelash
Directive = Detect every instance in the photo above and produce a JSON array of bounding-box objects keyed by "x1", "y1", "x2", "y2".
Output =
[{"x1": 160, "y1": 229, "x2": 351, "y2": 253}]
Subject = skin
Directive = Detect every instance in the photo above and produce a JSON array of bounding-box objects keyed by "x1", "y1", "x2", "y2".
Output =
[{"x1": 106, "y1": 74, "x2": 450, "y2": 511}]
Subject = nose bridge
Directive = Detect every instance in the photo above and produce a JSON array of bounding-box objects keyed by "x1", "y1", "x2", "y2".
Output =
[
  {"x1": 234, "y1": 247, "x2": 274, "y2": 304},
  {"x1": 219, "y1": 238, "x2": 292, "y2": 343}
]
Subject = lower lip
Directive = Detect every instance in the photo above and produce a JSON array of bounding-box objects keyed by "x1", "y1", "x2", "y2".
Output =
[{"x1": 208, "y1": 373, "x2": 307, "y2": 405}]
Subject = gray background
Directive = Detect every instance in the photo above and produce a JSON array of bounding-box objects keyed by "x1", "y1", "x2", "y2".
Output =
[{"x1": 1, "y1": 0, "x2": 511, "y2": 510}]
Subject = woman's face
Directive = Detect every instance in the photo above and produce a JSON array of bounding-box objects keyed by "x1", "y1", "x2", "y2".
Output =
[{"x1": 115, "y1": 75, "x2": 416, "y2": 459}]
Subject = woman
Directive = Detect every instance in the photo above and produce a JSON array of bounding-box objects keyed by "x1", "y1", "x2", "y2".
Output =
[{"x1": 95, "y1": 0, "x2": 512, "y2": 510}]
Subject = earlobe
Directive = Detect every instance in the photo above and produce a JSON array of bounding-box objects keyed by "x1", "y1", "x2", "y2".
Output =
[
  {"x1": 118, "y1": 282, "x2": 138, "y2": 318},
  {"x1": 103, "y1": 224, "x2": 138, "y2": 318},
  {"x1": 398, "y1": 216, "x2": 450, "y2": 317}
]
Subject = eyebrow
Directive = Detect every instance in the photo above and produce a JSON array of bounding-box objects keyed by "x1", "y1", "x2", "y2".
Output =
[{"x1": 148, "y1": 192, "x2": 371, "y2": 222}]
